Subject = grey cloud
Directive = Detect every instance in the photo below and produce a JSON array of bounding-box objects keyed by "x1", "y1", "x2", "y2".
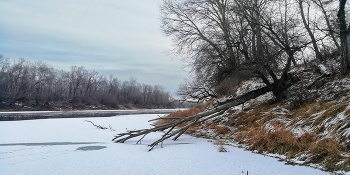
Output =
[{"x1": 0, "y1": 0, "x2": 186, "y2": 94}]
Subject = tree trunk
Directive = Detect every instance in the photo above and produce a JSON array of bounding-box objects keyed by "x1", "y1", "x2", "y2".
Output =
[
  {"x1": 338, "y1": 0, "x2": 349, "y2": 75},
  {"x1": 298, "y1": 0, "x2": 323, "y2": 61}
]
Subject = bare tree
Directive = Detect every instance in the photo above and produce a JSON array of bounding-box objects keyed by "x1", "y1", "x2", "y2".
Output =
[
  {"x1": 338, "y1": 0, "x2": 350, "y2": 75},
  {"x1": 0, "y1": 58, "x2": 175, "y2": 109},
  {"x1": 0, "y1": 56, "x2": 9, "y2": 106},
  {"x1": 311, "y1": 0, "x2": 340, "y2": 51},
  {"x1": 161, "y1": 0, "x2": 241, "y2": 91},
  {"x1": 228, "y1": 0, "x2": 310, "y2": 99},
  {"x1": 298, "y1": 0, "x2": 323, "y2": 61},
  {"x1": 68, "y1": 66, "x2": 86, "y2": 103},
  {"x1": 6, "y1": 58, "x2": 32, "y2": 106},
  {"x1": 32, "y1": 61, "x2": 55, "y2": 106},
  {"x1": 178, "y1": 79, "x2": 217, "y2": 103}
]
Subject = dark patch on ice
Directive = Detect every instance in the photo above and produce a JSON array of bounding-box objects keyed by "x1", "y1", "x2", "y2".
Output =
[
  {"x1": 0, "y1": 142, "x2": 101, "y2": 146},
  {"x1": 76, "y1": 146, "x2": 107, "y2": 151}
]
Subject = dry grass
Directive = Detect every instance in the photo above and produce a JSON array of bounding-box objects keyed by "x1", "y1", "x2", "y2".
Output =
[
  {"x1": 309, "y1": 138, "x2": 345, "y2": 171},
  {"x1": 216, "y1": 93, "x2": 350, "y2": 171},
  {"x1": 339, "y1": 158, "x2": 350, "y2": 171},
  {"x1": 235, "y1": 119, "x2": 347, "y2": 170},
  {"x1": 204, "y1": 123, "x2": 231, "y2": 135},
  {"x1": 153, "y1": 95, "x2": 350, "y2": 171},
  {"x1": 228, "y1": 103, "x2": 276, "y2": 131},
  {"x1": 204, "y1": 123, "x2": 218, "y2": 129},
  {"x1": 155, "y1": 107, "x2": 201, "y2": 126},
  {"x1": 344, "y1": 108, "x2": 350, "y2": 116},
  {"x1": 216, "y1": 126, "x2": 231, "y2": 135},
  {"x1": 236, "y1": 121, "x2": 302, "y2": 158},
  {"x1": 313, "y1": 103, "x2": 347, "y2": 126},
  {"x1": 292, "y1": 102, "x2": 333, "y2": 119},
  {"x1": 214, "y1": 139, "x2": 227, "y2": 152},
  {"x1": 185, "y1": 125, "x2": 198, "y2": 134},
  {"x1": 290, "y1": 102, "x2": 348, "y2": 126},
  {"x1": 154, "y1": 100, "x2": 215, "y2": 133}
]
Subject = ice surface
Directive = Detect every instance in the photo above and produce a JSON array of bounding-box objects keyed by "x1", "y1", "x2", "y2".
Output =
[{"x1": 0, "y1": 114, "x2": 332, "y2": 175}]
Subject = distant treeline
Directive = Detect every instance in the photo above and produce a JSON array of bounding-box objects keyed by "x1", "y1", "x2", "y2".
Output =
[{"x1": 0, "y1": 56, "x2": 176, "y2": 110}]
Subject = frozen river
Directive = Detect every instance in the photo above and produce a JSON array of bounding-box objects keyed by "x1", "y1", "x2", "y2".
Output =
[{"x1": 0, "y1": 114, "x2": 332, "y2": 175}]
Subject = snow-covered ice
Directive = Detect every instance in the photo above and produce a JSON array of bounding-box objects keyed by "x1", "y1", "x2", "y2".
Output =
[{"x1": 0, "y1": 114, "x2": 332, "y2": 175}]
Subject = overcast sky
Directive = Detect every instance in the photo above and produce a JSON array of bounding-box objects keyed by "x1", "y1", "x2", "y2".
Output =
[{"x1": 0, "y1": 0, "x2": 187, "y2": 95}]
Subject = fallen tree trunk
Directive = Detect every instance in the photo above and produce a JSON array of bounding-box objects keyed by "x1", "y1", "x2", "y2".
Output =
[{"x1": 112, "y1": 85, "x2": 273, "y2": 151}]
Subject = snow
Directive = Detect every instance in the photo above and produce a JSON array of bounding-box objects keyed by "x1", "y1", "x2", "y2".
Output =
[
  {"x1": 318, "y1": 64, "x2": 331, "y2": 75},
  {"x1": 0, "y1": 114, "x2": 333, "y2": 175},
  {"x1": 235, "y1": 79, "x2": 265, "y2": 97}
]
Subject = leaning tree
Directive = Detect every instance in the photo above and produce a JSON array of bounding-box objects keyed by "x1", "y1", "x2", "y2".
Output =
[{"x1": 113, "y1": 0, "x2": 336, "y2": 150}]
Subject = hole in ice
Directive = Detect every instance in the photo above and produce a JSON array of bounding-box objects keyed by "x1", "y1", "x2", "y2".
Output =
[{"x1": 76, "y1": 146, "x2": 107, "y2": 151}]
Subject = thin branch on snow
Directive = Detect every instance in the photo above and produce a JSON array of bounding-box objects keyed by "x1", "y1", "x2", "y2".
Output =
[{"x1": 85, "y1": 120, "x2": 108, "y2": 130}]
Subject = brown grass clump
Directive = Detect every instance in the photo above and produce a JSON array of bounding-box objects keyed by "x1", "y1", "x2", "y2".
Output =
[
  {"x1": 154, "y1": 100, "x2": 215, "y2": 133},
  {"x1": 290, "y1": 102, "x2": 348, "y2": 126},
  {"x1": 339, "y1": 158, "x2": 350, "y2": 171},
  {"x1": 204, "y1": 123, "x2": 218, "y2": 129},
  {"x1": 313, "y1": 103, "x2": 347, "y2": 126},
  {"x1": 236, "y1": 121, "x2": 301, "y2": 158},
  {"x1": 226, "y1": 112, "x2": 244, "y2": 126},
  {"x1": 343, "y1": 107, "x2": 350, "y2": 116},
  {"x1": 235, "y1": 119, "x2": 347, "y2": 170},
  {"x1": 216, "y1": 126, "x2": 231, "y2": 135},
  {"x1": 309, "y1": 138, "x2": 345, "y2": 171},
  {"x1": 204, "y1": 123, "x2": 231, "y2": 135},
  {"x1": 155, "y1": 107, "x2": 201, "y2": 126},
  {"x1": 185, "y1": 125, "x2": 198, "y2": 134},
  {"x1": 298, "y1": 133, "x2": 317, "y2": 149},
  {"x1": 232, "y1": 103, "x2": 275, "y2": 131},
  {"x1": 292, "y1": 102, "x2": 334, "y2": 119}
]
